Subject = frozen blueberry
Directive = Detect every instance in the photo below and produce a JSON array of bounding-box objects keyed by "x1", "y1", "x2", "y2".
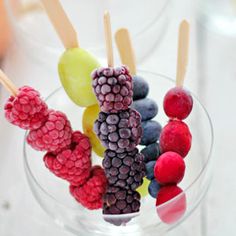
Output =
[
  {"x1": 131, "y1": 98, "x2": 158, "y2": 121},
  {"x1": 140, "y1": 120, "x2": 162, "y2": 145},
  {"x1": 145, "y1": 161, "x2": 156, "y2": 180},
  {"x1": 133, "y1": 75, "x2": 149, "y2": 100},
  {"x1": 148, "y1": 179, "x2": 160, "y2": 198},
  {"x1": 141, "y1": 143, "x2": 160, "y2": 163}
]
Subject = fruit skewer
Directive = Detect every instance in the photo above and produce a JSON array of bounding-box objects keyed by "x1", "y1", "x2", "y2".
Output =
[
  {"x1": 41, "y1": 0, "x2": 100, "y2": 107},
  {"x1": 92, "y1": 11, "x2": 145, "y2": 220},
  {"x1": 0, "y1": 69, "x2": 107, "y2": 210},
  {"x1": 115, "y1": 28, "x2": 162, "y2": 197},
  {"x1": 155, "y1": 20, "x2": 191, "y2": 224}
]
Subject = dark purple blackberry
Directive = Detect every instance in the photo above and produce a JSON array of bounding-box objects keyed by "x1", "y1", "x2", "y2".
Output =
[
  {"x1": 103, "y1": 149, "x2": 146, "y2": 190},
  {"x1": 91, "y1": 65, "x2": 133, "y2": 113},
  {"x1": 94, "y1": 108, "x2": 142, "y2": 152},
  {"x1": 103, "y1": 186, "x2": 141, "y2": 216}
]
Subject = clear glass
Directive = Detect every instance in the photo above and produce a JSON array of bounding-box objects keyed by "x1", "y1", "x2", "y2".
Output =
[
  {"x1": 198, "y1": 0, "x2": 236, "y2": 36},
  {"x1": 23, "y1": 72, "x2": 213, "y2": 236},
  {"x1": 5, "y1": 0, "x2": 170, "y2": 64}
]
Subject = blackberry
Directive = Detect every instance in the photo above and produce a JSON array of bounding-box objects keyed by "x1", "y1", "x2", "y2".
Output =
[
  {"x1": 103, "y1": 148, "x2": 146, "y2": 190},
  {"x1": 103, "y1": 185, "x2": 141, "y2": 215},
  {"x1": 91, "y1": 65, "x2": 133, "y2": 113},
  {"x1": 94, "y1": 108, "x2": 142, "y2": 152}
]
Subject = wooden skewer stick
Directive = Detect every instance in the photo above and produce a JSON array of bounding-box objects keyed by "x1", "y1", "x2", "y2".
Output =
[
  {"x1": 115, "y1": 28, "x2": 136, "y2": 76},
  {"x1": 40, "y1": 0, "x2": 78, "y2": 49},
  {"x1": 0, "y1": 69, "x2": 18, "y2": 96},
  {"x1": 104, "y1": 11, "x2": 114, "y2": 67},
  {"x1": 176, "y1": 20, "x2": 190, "y2": 87}
]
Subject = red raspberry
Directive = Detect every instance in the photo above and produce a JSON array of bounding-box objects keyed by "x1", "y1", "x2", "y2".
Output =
[
  {"x1": 160, "y1": 120, "x2": 192, "y2": 157},
  {"x1": 4, "y1": 86, "x2": 48, "y2": 130},
  {"x1": 163, "y1": 87, "x2": 193, "y2": 120},
  {"x1": 27, "y1": 110, "x2": 72, "y2": 153},
  {"x1": 44, "y1": 131, "x2": 92, "y2": 186},
  {"x1": 154, "y1": 152, "x2": 185, "y2": 185},
  {"x1": 70, "y1": 166, "x2": 107, "y2": 210},
  {"x1": 156, "y1": 185, "x2": 186, "y2": 224}
]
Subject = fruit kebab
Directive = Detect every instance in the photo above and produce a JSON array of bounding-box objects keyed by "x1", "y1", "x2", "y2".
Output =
[
  {"x1": 154, "y1": 20, "x2": 191, "y2": 224},
  {"x1": 115, "y1": 28, "x2": 162, "y2": 197},
  {"x1": 40, "y1": 0, "x2": 100, "y2": 107},
  {"x1": 92, "y1": 11, "x2": 145, "y2": 223},
  {"x1": 0, "y1": 69, "x2": 107, "y2": 210}
]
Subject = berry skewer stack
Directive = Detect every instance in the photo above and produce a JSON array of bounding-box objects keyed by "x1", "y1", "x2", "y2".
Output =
[
  {"x1": 154, "y1": 20, "x2": 192, "y2": 224},
  {"x1": 1, "y1": 60, "x2": 106, "y2": 212},
  {"x1": 92, "y1": 12, "x2": 146, "y2": 221},
  {"x1": 115, "y1": 28, "x2": 162, "y2": 197}
]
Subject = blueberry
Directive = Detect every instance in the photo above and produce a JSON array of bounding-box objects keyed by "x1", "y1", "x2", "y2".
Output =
[
  {"x1": 145, "y1": 161, "x2": 156, "y2": 180},
  {"x1": 133, "y1": 75, "x2": 149, "y2": 100},
  {"x1": 148, "y1": 179, "x2": 160, "y2": 198},
  {"x1": 140, "y1": 120, "x2": 162, "y2": 145},
  {"x1": 141, "y1": 143, "x2": 160, "y2": 163},
  {"x1": 131, "y1": 98, "x2": 158, "y2": 121}
]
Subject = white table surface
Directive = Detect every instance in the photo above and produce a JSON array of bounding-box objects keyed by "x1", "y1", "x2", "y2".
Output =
[{"x1": 0, "y1": 1, "x2": 235, "y2": 235}]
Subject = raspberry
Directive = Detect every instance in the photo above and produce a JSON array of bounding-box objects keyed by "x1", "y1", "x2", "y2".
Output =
[
  {"x1": 103, "y1": 186, "x2": 141, "y2": 215},
  {"x1": 103, "y1": 149, "x2": 146, "y2": 190},
  {"x1": 44, "y1": 131, "x2": 92, "y2": 186},
  {"x1": 27, "y1": 110, "x2": 72, "y2": 153},
  {"x1": 94, "y1": 108, "x2": 142, "y2": 152},
  {"x1": 159, "y1": 120, "x2": 192, "y2": 158},
  {"x1": 70, "y1": 166, "x2": 107, "y2": 210},
  {"x1": 91, "y1": 66, "x2": 133, "y2": 113},
  {"x1": 4, "y1": 86, "x2": 48, "y2": 130}
]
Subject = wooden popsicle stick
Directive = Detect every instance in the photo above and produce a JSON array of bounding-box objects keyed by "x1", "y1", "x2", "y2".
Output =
[
  {"x1": 0, "y1": 69, "x2": 18, "y2": 96},
  {"x1": 176, "y1": 20, "x2": 190, "y2": 87},
  {"x1": 40, "y1": 0, "x2": 78, "y2": 49},
  {"x1": 104, "y1": 11, "x2": 114, "y2": 67},
  {"x1": 115, "y1": 28, "x2": 137, "y2": 76}
]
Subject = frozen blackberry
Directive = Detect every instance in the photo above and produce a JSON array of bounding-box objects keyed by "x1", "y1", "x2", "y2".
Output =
[
  {"x1": 103, "y1": 185, "x2": 141, "y2": 215},
  {"x1": 94, "y1": 108, "x2": 142, "y2": 152},
  {"x1": 103, "y1": 148, "x2": 146, "y2": 190},
  {"x1": 91, "y1": 65, "x2": 133, "y2": 113}
]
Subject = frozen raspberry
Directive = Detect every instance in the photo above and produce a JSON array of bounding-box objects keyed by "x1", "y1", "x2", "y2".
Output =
[
  {"x1": 27, "y1": 110, "x2": 72, "y2": 153},
  {"x1": 44, "y1": 131, "x2": 92, "y2": 186},
  {"x1": 159, "y1": 120, "x2": 192, "y2": 158},
  {"x1": 103, "y1": 149, "x2": 146, "y2": 190},
  {"x1": 154, "y1": 152, "x2": 185, "y2": 185},
  {"x1": 103, "y1": 186, "x2": 141, "y2": 215},
  {"x1": 156, "y1": 185, "x2": 186, "y2": 224},
  {"x1": 4, "y1": 86, "x2": 48, "y2": 130},
  {"x1": 163, "y1": 87, "x2": 193, "y2": 120},
  {"x1": 91, "y1": 65, "x2": 133, "y2": 113},
  {"x1": 70, "y1": 166, "x2": 107, "y2": 210},
  {"x1": 94, "y1": 108, "x2": 142, "y2": 152}
]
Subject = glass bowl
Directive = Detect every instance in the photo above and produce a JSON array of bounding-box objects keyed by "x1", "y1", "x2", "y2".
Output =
[
  {"x1": 5, "y1": 0, "x2": 170, "y2": 64},
  {"x1": 23, "y1": 71, "x2": 213, "y2": 236}
]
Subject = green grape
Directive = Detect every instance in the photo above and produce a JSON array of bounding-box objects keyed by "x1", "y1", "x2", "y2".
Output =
[
  {"x1": 58, "y1": 48, "x2": 100, "y2": 107},
  {"x1": 82, "y1": 104, "x2": 105, "y2": 157},
  {"x1": 137, "y1": 177, "x2": 150, "y2": 198}
]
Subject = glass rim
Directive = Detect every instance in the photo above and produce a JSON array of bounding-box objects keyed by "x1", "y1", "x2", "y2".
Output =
[
  {"x1": 23, "y1": 71, "x2": 214, "y2": 218},
  {"x1": 5, "y1": 0, "x2": 171, "y2": 51}
]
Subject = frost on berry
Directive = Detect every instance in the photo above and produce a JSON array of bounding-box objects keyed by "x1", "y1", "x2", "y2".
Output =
[
  {"x1": 4, "y1": 86, "x2": 48, "y2": 130},
  {"x1": 92, "y1": 66, "x2": 133, "y2": 113},
  {"x1": 27, "y1": 110, "x2": 72, "y2": 153},
  {"x1": 102, "y1": 149, "x2": 146, "y2": 190},
  {"x1": 94, "y1": 109, "x2": 142, "y2": 152},
  {"x1": 44, "y1": 131, "x2": 92, "y2": 186},
  {"x1": 70, "y1": 166, "x2": 107, "y2": 210}
]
